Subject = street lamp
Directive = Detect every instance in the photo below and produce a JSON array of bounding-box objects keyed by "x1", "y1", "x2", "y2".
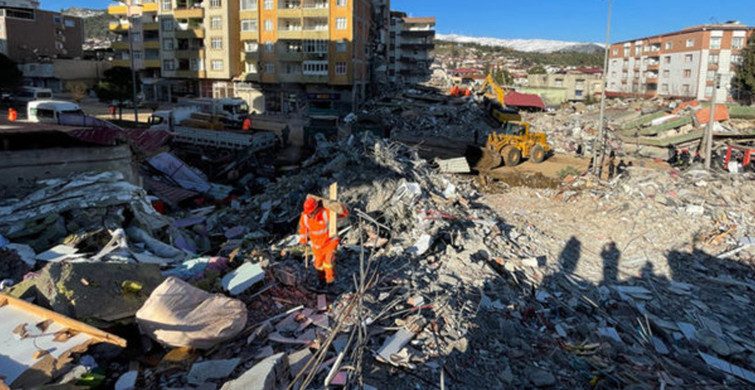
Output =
[{"x1": 592, "y1": 0, "x2": 612, "y2": 176}]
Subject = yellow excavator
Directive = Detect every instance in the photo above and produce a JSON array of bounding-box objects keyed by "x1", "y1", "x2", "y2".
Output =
[{"x1": 469, "y1": 74, "x2": 552, "y2": 170}]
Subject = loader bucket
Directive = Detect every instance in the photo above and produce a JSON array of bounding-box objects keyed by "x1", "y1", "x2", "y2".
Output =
[{"x1": 465, "y1": 145, "x2": 502, "y2": 172}]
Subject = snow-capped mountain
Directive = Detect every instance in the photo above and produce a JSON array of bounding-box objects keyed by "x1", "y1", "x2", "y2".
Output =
[
  {"x1": 437, "y1": 33, "x2": 603, "y2": 54},
  {"x1": 61, "y1": 8, "x2": 105, "y2": 18}
]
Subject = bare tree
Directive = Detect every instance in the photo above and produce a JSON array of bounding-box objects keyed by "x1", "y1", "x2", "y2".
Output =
[{"x1": 66, "y1": 81, "x2": 88, "y2": 103}]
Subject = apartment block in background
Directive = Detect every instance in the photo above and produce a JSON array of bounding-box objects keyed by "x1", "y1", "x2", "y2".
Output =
[
  {"x1": 387, "y1": 12, "x2": 435, "y2": 84},
  {"x1": 605, "y1": 22, "x2": 753, "y2": 102},
  {"x1": 0, "y1": 0, "x2": 84, "y2": 63},
  {"x1": 526, "y1": 68, "x2": 603, "y2": 103}
]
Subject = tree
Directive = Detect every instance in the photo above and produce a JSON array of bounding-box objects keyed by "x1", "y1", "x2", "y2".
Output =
[
  {"x1": 66, "y1": 81, "x2": 88, "y2": 103},
  {"x1": 0, "y1": 53, "x2": 23, "y2": 91},
  {"x1": 95, "y1": 66, "x2": 138, "y2": 121},
  {"x1": 528, "y1": 65, "x2": 547, "y2": 75},
  {"x1": 733, "y1": 35, "x2": 755, "y2": 105}
]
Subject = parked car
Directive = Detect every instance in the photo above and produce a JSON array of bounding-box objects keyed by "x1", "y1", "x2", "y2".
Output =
[
  {"x1": 12, "y1": 87, "x2": 54, "y2": 106},
  {"x1": 27, "y1": 100, "x2": 84, "y2": 123}
]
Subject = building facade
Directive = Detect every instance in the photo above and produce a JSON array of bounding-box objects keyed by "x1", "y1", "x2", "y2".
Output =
[
  {"x1": 109, "y1": 0, "x2": 386, "y2": 112},
  {"x1": 526, "y1": 68, "x2": 603, "y2": 103},
  {"x1": 0, "y1": 1, "x2": 84, "y2": 63},
  {"x1": 605, "y1": 23, "x2": 753, "y2": 102},
  {"x1": 387, "y1": 12, "x2": 434, "y2": 84}
]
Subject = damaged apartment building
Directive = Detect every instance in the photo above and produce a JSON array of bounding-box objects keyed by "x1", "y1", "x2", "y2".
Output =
[{"x1": 109, "y1": 0, "x2": 427, "y2": 113}]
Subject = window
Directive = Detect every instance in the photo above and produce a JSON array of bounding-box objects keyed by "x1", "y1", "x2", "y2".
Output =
[
  {"x1": 335, "y1": 61, "x2": 346, "y2": 74},
  {"x1": 241, "y1": 19, "x2": 256, "y2": 31},
  {"x1": 710, "y1": 37, "x2": 721, "y2": 49},
  {"x1": 54, "y1": 16, "x2": 61, "y2": 24},
  {"x1": 163, "y1": 59, "x2": 174, "y2": 71},
  {"x1": 684, "y1": 54, "x2": 693, "y2": 63},
  {"x1": 245, "y1": 62, "x2": 258, "y2": 73},
  {"x1": 732, "y1": 37, "x2": 744, "y2": 49},
  {"x1": 161, "y1": 18, "x2": 173, "y2": 31},
  {"x1": 612, "y1": 48, "x2": 618, "y2": 55},
  {"x1": 635, "y1": 46, "x2": 641, "y2": 55},
  {"x1": 162, "y1": 0, "x2": 171, "y2": 10},
  {"x1": 705, "y1": 85, "x2": 713, "y2": 96},
  {"x1": 210, "y1": 0, "x2": 221, "y2": 7},
  {"x1": 554, "y1": 78, "x2": 563, "y2": 87},
  {"x1": 623, "y1": 47, "x2": 629, "y2": 56},
  {"x1": 64, "y1": 19, "x2": 75, "y2": 27},
  {"x1": 240, "y1": 0, "x2": 256, "y2": 10},
  {"x1": 336, "y1": 40, "x2": 347, "y2": 52},
  {"x1": 336, "y1": 0, "x2": 346, "y2": 6},
  {"x1": 302, "y1": 61, "x2": 328, "y2": 74},
  {"x1": 210, "y1": 16, "x2": 222, "y2": 29},
  {"x1": 163, "y1": 38, "x2": 174, "y2": 50},
  {"x1": 661, "y1": 84, "x2": 668, "y2": 93},
  {"x1": 622, "y1": 72, "x2": 628, "y2": 79},
  {"x1": 264, "y1": 42, "x2": 274, "y2": 52},
  {"x1": 264, "y1": 0, "x2": 273, "y2": 9},
  {"x1": 131, "y1": 32, "x2": 141, "y2": 42},
  {"x1": 211, "y1": 37, "x2": 223, "y2": 49},
  {"x1": 664, "y1": 56, "x2": 671, "y2": 64},
  {"x1": 265, "y1": 62, "x2": 274, "y2": 73},
  {"x1": 575, "y1": 79, "x2": 585, "y2": 89},
  {"x1": 133, "y1": 51, "x2": 142, "y2": 60},
  {"x1": 303, "y1": 39, "x2": 328, "y2": 53},
  {"x1": 683, "y1": 69, "x2": 691, "y2": 78},
  {"x1": 665, "y1": 41, "x2": 672, "y2": 50},
  {"x1": 707, "y1": 72, "x2": 715, "y2": 81},
  {"x1": 211, "y1": 60, "x2": 223, "y2": 70},
  {"x1": 336, "y1": 17, "x2": 347, "y2": 30},
  {"x1": 662, "y1": 69, "x2": 669, "y2": 78},
  {"x1": 190, "y1": 58, "x2": 201, "y2": 71},
  {"x1": 709, "y1": 53, "x2": 719, "y2": 64},
  {"x1": 244, "y1": 41, "x2": 258, "y2": 52},
  {"x1": 732, "y1": 54, "x2": 743, "y2": 65},
  {"x1": 682, "y1": 84, "x2": 690, "y2": 95},
  {"x1": 686, "y1": 38, "x2": 694, "y2": 47},
  {"x1": 264, "y1": 19, "x2": 273, "y2": 31},
  {"x1": 634, "y1": 71, "x2": 640, "y2": 78}
]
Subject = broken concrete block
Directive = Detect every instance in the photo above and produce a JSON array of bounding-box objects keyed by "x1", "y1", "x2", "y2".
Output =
[
  {"x1": 188, "y1": 358, "x2": 241, "y2": 385},
  {"x1": 287, "y1": 348, "x2": 312, "y2": 378},
  {"x1": 405, "y1": 234, "x2": 433, "y2": 256},
  {"x1": 220, "y1": 353, "x2": 289, "y2": 390},
  {"x1": 376, "y1": 328, "x2": 416, "y2": 366},
  {"x1": 35, "y1": 244, "x2": 82, "y2": 262},
  {"x1": 529, "y1": 369, "x2": 556, "y2": 387},
  {"x1": 136, "y1": 276, "x2": 247, "y2": 349},
  {"x1": 221, "y1": 262, "x2": 264, "y2": 296}
]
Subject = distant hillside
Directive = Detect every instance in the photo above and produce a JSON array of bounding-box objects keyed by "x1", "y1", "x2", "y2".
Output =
[
  {"x1": 434, "y1": 40, "x2": 604, "y2": 68},
  {"x1": 62, "y1": 8, "x2": 115, "y2": 41},
  {"x1": 437, "y1": 33, "x2": 603, "y2": 54}
]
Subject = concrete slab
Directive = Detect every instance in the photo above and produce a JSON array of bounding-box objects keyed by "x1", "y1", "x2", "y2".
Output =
[{"x1": 221, "y1": 262, "x2": 264, "y2": 295}]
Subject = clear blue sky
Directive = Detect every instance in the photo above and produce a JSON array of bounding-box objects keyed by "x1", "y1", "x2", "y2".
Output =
[
  {"x1": 42, "y1": 0, "x2": 755, "y2": 43},
  {"x1": 392, "y1": 0, "x2": 755, "y2": 43}
]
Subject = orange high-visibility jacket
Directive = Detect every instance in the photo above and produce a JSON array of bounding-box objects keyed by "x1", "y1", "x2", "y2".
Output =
[{"x1": 299, "y1": 207, "x2": 348, "y2": 249}]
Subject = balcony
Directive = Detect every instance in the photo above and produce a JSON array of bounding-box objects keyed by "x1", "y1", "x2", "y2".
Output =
[
  {"x1": 175, "y1": 48, "x2": 205, "y2": 58},
  {"x1": 302, "y1": 74, "x2": 328, "y2": 83},
  {"x1": 278, "y1": 51, "x2": 303, "y2": 61},
  {"x1": 145, "y1": 59, "x2": 161, "y2": 68},
  {"x1": 174, "y1": 7, "x2": 204, "y2": 19},
  {"x1": 401, "y1": 29, "x2": 434, "y2": 37},
  {"x1": 174, "y1": 70, "x2": 207, "y2": 78},
  {"x1": 303, "y1": 51, "x2": 328, "y2": 60},
  {"x1": 143, "y1": 2, "x2": 159, "y2": 12},
  {"x1": 111, "y1": 59, "x2": 131, "y2": 67},
  {"x1": 244, "y1": 51, "x2": 259, "y2": 61},
  {"x1": 278, "y1": 30, "x2": 303, "y2": 39},
  {"x1": 144, "y1": 40, "x2": 160, "y2": 49},
  {"x1": 175, "y1": 28, "x2": 205, "y2": 39},
  {"x1": 109, "y1": 21, "x2": 129, "y2": 33},
  {"x1": 646, "y1": 63, "x2": 660, "y2": 70},
  {"x1": 108, "y1": 5, "x2": 127, "y2": 15},
  {"x1": 239, "y1": 10, "x2": 257, "y2": 19},
  {"x1": 301, "y1": 30, "x2": 328, "y2": 39},
  {"x1": 279, "y1": 73, "x2": 302, "y2": 83},
  {"x1": 302, "y1": 7, "x2": 328, "y2": 17},
  {"x1": 244, "y1": 72, "x2": 259, "y2": 82},
  {"x1": 278, "y1": 8, "x2": 301, "y2": 18},
  {"x1": 143, "y1": 22, "x2": 159, "y2": 30},
  {"x1": 240, "y1": 31, "x2": 259, "y2": 40},
  {"x1": 111, "y1": 41, "x2": 129, "y2": 50},
  {"x1": 646, "y1": 77, "x2": 658, "y2": 84}
]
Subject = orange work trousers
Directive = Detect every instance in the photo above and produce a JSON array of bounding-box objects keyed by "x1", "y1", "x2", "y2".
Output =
[{"x1": 312, "y1": 238, "x2": 338, "y2": 283}]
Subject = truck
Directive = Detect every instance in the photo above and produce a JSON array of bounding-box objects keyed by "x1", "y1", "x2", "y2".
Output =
[
  {"x1": 148, "y1": 107, "x2": 277, "y2": 152},
  {"x1": 176, "y1": 97, "x2": 250, "y2": 126}
]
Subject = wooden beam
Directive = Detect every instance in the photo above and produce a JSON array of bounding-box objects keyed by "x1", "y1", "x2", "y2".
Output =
[{"x1": 0, "y1": 293, "x2": 127, "y2": 348}]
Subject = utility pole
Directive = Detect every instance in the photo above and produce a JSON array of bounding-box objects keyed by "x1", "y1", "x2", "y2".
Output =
[
  {"x1": 127, "y1": 3, "x2": 141, "y2": 126},
  {"x1": 593, "y1": 0, "x2": 613, "y2": 176},
  {"x1": 705, "y1": 73, "x2": 721, "y2": 170}
]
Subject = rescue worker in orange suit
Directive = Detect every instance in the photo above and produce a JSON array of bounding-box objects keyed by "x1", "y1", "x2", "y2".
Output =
[
  {"x1": 298, "y1": 197, "x2": 348, "y2": 288},
  {"x1": 7, "y1": 108, "x2": 17, "y2": 121},
  {"x1": 242, "y1": 117, "x2": 252, "y2": 131}
]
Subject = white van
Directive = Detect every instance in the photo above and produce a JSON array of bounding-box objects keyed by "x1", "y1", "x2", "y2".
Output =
[
  {"x1": 13, "y1": 87, "x2": 54, "y2": 105},
  {"x1": 27, "y1": 100, "x2": 84, "y2": 123}
]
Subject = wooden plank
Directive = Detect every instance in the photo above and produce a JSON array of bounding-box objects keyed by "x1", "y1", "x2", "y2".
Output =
[
  {"x1": 328, "y1": 182, "x2": 338, "y2": 237},
  {"x1": 0, "y1": 293, "x2": 126, "y2": 347}
]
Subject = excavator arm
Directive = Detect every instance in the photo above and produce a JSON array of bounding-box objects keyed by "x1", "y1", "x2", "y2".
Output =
[{"x1": 478, "y1": 74, "x2": 506, "y2": 106}]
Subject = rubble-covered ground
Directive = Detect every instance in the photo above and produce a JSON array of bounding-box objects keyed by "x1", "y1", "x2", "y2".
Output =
[{"x1": 1, "y1": 89, "x2": 755, "y2": 390}]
